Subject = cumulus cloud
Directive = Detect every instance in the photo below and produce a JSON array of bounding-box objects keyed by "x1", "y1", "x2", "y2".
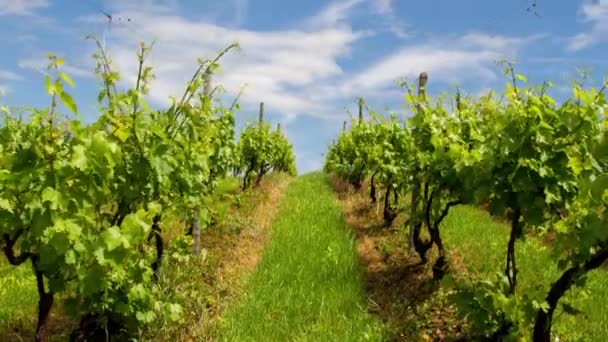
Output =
[
  {"x1": 333, "y1": 33, "x2": 539, "y2": 100},
  {"x1": 0, "y1": 70, "x2": 23, "y2": 96},
  {"x1": 18, "y1": 57, "x2": 93, "y2": 78},
  {"x1": 0, "y1": 70, "x2": 23, "y2": 81},
  {"x1": 568, "y1": 0, "x2": 608, "y2": 50},
  {"x1": 306, "y1": 0, "x2": 364, "y2": 28},
  {"x1": 83, "y1": 0, "x2": 365, "y2": 121},
  {"x1": 373, "y1": 0, "x2": 393, "y2": 14},
  {"x1": 0, "y1": 0, "x2": 48, "y2": 15}
]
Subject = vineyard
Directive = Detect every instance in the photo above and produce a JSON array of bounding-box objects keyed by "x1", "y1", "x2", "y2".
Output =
[
  {"x1": 1, "y1": 40, "x2": 608, "y2": 342},
  {"x1": 324, "y1": 69, "x2": 608, "y2": 341}
]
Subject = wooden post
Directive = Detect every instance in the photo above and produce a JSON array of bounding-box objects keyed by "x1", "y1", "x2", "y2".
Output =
[
  {"x1": 358, "y1": 98, "x2": 363, "y2": 123},
  {"x1": 409, "y1": 71, "x2": 428, "y2": 255},
  {"x1": 203, "y1": 70, "x2": 212, "y2": 98},
  {"x1": 456, "y1": 87, "x2": 462, "y2": 113},
  {"x1": 343, "y1": 120, "x2": 347, "y2": 131},
  {"x1": 192, "y1": 70, "x2": 214, "y2": 256},
  {"x1": 277, "y1": 122, "x2": 281, "y2": 133},
  {"x1": 418, "y1": 72, "x2": 428, "y2": 101},
  {"x1": 259, "y1": 102, "x2": 264, "y2": 125}
]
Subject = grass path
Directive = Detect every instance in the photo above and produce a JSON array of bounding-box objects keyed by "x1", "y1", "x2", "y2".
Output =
[{"x1": 220, "y1": 172, "x2": 386, "y2": 341}]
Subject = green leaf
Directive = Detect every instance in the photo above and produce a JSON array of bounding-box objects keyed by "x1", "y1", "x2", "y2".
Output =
[
  {"x1": 60, "y1": 91, "x2": 78, "y2": 114},
  {"x1": 0, "y1": 198, "x2": 13, "y2": 213},
  {"x1": 164, "y1": 303, "x2": 183, "y2": 322},
  {"x1": 103, "y1": 227, "x2": 124, "y2": 251},
  {"x1": 121, "y1": 213, "x2": 150, "y2": 241},
  {"x1": 136, "y1": 310, "x2": 156, "y2": 323},
  {"x1": 59, "y1": 72, "x2": 75, "y2": 87},
  {"x1": 44, "y1": 75, "x2": 54, "y2": 94},
  {"x1": 70, "y1": 145, "x2": 88, "y2": 170},
  {"x1": 41, "y1": 187, "x2": 61, "y2": 210},
  {"x1": 515, "y1": 74, "x2": 527, "y2": 82}
]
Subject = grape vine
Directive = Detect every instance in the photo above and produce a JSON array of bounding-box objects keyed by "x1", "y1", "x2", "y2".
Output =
[
  {"x1": 0, "y1": 40, "x2": 239, "y2": 341},
  {"x1": 324, "y1": 68, "x2": 608, "y2": 340}
]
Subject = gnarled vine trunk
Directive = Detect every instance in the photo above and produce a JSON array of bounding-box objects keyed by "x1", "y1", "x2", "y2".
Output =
[
  {"x1": 383, "y1": 178, "x2": 398, "y2": 227},
  {"x1": 533, "y1": 245, "x2": 608, "y2": 342},
  {"x1": 429, "y1": 197, "x2": 462, "y2": 280},
  {"x1": 148, "y1": 214, "x2": 164, "y2": 280},
  {"x1": 410, "y1": 181, "x2": 432, "y2": 262},
  {"x1": 370, "y1": 170, "x2": 378, "y2": 203},
  {"x1": 33, "y1": 258, "x2": 54, "y2": 342},
  {"x1": 505, "y1": 207, "x2": 521, "y2": 294}
]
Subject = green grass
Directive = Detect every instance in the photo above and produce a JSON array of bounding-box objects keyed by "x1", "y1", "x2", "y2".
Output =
[
  {"x1": 220, "y1": 172, "x2": 386, "y2": 341},
  {"x1": 442, "y1": 205, "x2": 608, "y2": 341},
  {"x1": 0, "y1": 259, "x2": 38, "y2": 335}
]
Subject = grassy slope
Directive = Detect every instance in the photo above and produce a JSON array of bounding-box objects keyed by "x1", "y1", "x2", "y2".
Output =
[
  {"x1": 442, "y1": 205, "x2": 608, "y2": 341},
  {"x1": 220, "y1": 172, "x2": 386, "y2": 341}
]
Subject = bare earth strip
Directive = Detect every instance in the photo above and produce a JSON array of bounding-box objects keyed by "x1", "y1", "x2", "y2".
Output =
[
  {"x1": 198, "y1": 175, "x2": 291, "y2": 341},
  {"x1": 328, "y1": 175, "x2": 464, "y2": 341}
]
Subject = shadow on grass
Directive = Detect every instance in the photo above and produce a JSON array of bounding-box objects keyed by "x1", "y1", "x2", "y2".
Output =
[{"x1": 327, "y1": 174, "x2": 468, "y2": 341}]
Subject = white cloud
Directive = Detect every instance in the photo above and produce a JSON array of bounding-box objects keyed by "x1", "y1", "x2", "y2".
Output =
[
  {"x1": 0, "y1": 70, "x2": 22, "y2": 96},
  {"x1": 0, "y1": 0, "x2": 48, "y2": 15},
  {"x1": 18, "y1": 58, "x2": 93, "y2": 78},
  {"x1": 306, "y1": 0, "x2": 364, "y2": 28},
  {"x1": 86, "y1": 4, "x2": 364, "y2": 120},
  {"x1": 0, "y1": 70, "x2": 23, "y2": 81},
  {"x1": 73, "y1": 1, "x2": 534, "y2": 126},
  {"x1": 567, "y1": 0, "x2": 608, "y2": 50},
  {"x1": 373, "y1": 0, "x2": 393, "y2": 14},
  {"x1": 333, "y1": 33, "x2": 536, "y2": 100}
]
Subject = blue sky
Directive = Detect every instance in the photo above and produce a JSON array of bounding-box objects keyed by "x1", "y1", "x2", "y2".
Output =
[{"x1": 1, "y1": 0, "x2": 608, "y2": 173}]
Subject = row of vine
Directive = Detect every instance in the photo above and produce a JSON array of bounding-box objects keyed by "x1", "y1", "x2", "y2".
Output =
[
  {"x1": 324, "y1": 67, "x2": 608, "y2": 341},
  {"x1": 0, "y1": 38, "x2": 296, "y2": 341}
]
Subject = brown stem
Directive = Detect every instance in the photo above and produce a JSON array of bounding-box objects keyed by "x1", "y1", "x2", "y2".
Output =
[
  {"x1": 132, "y1": 43, "x2": 146, "y2": 121},
  {"x1": 148, "y1": 214, "x2": 163, "y2": 280},
  {"x1": 3, "y1": 229, "x2": 34, "y2": 265},
  {"x1": 255, "y1": 164, "x2": 270, "y2": 186},
  {"x1": 111, "y1": 201, "x2": 130, "y2": 227},
  {"x1": 433, "y1": 200, "x2": 462, "y2": 228},
  {"x1": 169, "y1": 43, "x2": 239, "y2": 129},
  {"x1": 412, "y1": 182, "x2": 433, "y2": 262},
  {"x1": 430, "y1": 200, "x2": 462, "y2": 280},
  {"x1": 88, "y1": 37, "x2": 118, "y2": 108},
  {"x1": 370, "y1": 170, "x2": 378, "y2": 203},
  {"x1": 383, "y1": 177, "x2": 397, "y2": 227},
  {"x1": 32, "y1": 257, "x2": 54, "y2": 342},
  {"x1": 505, "y1": 207, "x2": 521, "y2": 294},
  {"x1": 424, "y1": 186, "x2": 435, "y2": 233},
  {"x1": 242, "y1": 158, "x2": 255, "y2": 190},
  {"x1": 413, "y1": 222, "x2": 433, "y2": 263},
  {"x1": 393, "y1": 185, "x2": 398, "y2": 205},
  {"x1": 533, "y1": 244, "x2": 608, "y2": 342}
]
